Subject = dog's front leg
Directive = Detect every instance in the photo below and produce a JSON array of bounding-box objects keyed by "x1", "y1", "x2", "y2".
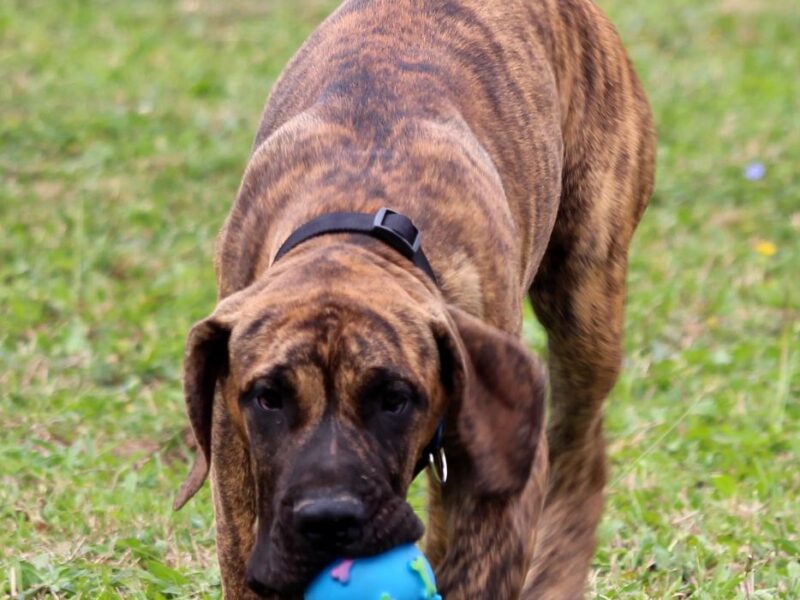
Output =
[
  {"x1": 210, "y1": 401, "x2": 266, "y2": 600},
  {"x1": 429, "y1": 446, "x2": 548, "y2": 600}
]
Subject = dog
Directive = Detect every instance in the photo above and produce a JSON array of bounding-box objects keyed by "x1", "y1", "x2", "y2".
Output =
[{"x1": 174, "y1": 0, "x2": 655, "y2": 598}]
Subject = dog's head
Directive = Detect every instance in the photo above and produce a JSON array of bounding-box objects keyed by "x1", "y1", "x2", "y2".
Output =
[{"x1": 174, "y1": 244, "x2": 546, "y2": 596}]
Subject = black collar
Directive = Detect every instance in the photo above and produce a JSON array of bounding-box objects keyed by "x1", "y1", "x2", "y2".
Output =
[
  {"x1": 275, "y1": 207, "x2": 438, "y2": 284},
  {"x1": 274, "y1": 207, "x2": 445, "y2": 480}
]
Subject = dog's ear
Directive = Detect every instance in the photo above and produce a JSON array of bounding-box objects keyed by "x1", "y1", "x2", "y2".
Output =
[
  {"x1": 434, "y1": 306, "x2": 546, "y2": 497},
  {"x1": 173, "y1": 293, "x2": 245, "y2": 510}
]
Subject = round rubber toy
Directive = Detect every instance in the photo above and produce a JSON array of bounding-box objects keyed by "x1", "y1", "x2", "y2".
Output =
[{"x1": 305, "y1": 544, "x2": 442, "y2": 600}]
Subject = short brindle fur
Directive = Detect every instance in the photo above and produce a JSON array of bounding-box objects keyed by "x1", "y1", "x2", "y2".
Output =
[{"x1": 175, "y1": 0, "x2": 655, "y2": 598}]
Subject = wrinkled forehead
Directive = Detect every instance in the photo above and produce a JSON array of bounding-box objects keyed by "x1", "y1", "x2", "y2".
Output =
[{"x1": 229, "y1": 298, "x2": 436, "y2": 387}]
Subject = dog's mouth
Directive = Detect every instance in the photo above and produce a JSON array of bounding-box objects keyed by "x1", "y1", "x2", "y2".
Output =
[{"x1": 246, "y1": 492, "x2": 424, "y2": 596}]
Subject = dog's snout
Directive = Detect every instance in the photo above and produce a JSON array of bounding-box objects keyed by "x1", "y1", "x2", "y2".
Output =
[{"x1": 293, "y1": 494, "x2": 366, "y2": 543}]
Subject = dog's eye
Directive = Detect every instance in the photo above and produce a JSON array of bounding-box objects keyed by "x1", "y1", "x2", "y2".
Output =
[
  {"x1": 254, "y1": 389, "x2": 284, "y2": 412},
  {"x1": 361, "y1": 372, "x2": 420, "y2": 419},
  {"x1": 380, "y1": 392, "x2": 408, "y2": 415}
]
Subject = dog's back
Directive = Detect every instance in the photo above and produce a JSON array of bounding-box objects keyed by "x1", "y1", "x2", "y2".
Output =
[
  {"x1": 218, "y1": 0, "x2": 563, "y2": 317},
  {"x1": 219, "y1": 0, "x2": 651, "y2": 312}
]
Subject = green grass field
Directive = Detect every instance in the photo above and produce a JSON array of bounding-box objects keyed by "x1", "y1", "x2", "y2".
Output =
[{"x1": 1, "y1": 0, "x2": 798, "y2": 597}]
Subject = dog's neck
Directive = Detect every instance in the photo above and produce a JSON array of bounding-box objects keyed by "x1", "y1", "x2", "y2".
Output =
[
  {"x1": 250, "y1": 234, "x2": 441, "y2": 308},
  {"x1": 216, "y1": 109, "x2": 520, "y2": 327}
]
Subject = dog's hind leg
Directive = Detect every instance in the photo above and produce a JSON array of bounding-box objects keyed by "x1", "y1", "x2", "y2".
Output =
[{"x1": 523, "y1": 75, "x2": 655, "y2": 600}]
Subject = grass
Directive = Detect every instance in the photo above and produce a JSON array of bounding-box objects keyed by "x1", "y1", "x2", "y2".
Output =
[{"x1": 1, "y1": 0, "x2": 797, "y2": 597}]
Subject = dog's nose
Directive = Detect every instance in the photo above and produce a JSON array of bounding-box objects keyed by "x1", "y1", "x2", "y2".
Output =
[
  {"x1": 245, "y1": 572, "x2": 276, "y2": 598},
  {"x1": 293, "y1": 494, "x2": 366, "y2": 543}
]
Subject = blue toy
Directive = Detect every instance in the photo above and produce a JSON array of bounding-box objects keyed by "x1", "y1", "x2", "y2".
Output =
[{"x1": 305, "y1": 544, "x2": 442, "y2": 600}]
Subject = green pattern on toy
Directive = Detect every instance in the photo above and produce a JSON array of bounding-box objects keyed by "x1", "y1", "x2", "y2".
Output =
[{"x1": 409, "y1": 556, "x2": 438, "y2": 598}]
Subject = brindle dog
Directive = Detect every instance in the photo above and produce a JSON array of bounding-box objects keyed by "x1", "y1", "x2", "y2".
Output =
[{"x1": 174, "y1": 0, "x2": 655, "y2": 598}]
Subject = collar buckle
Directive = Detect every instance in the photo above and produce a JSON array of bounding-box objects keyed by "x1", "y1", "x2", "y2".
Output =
[{"x1": 372, "y1": 207, "x2": 422, "y2": 256}]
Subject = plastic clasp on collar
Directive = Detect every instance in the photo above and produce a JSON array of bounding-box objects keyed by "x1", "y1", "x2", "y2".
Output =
[{"x1": 372, "y1": 207, "x2": 422, "y2": 257}]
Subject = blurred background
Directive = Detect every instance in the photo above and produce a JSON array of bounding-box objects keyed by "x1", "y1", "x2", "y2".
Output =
[{"x1": 1, "y1": 0, "x2": 797, "y2": 597}]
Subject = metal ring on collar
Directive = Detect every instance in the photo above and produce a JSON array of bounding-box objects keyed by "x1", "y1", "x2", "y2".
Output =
[{"x1": 428, "y1": 448, "x2": 448, "y2": 484}]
